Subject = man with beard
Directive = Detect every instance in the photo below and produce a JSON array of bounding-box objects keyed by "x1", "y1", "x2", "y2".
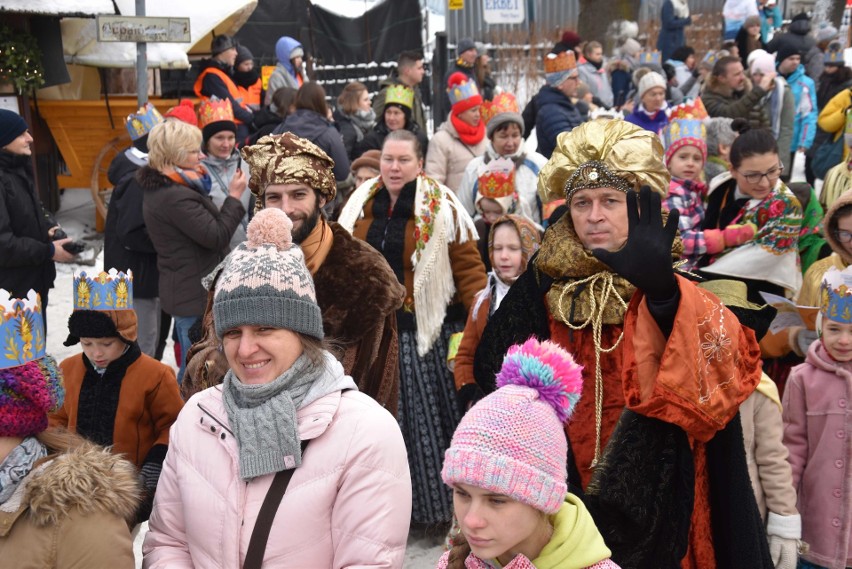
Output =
[
  {"x1": 703, "y1": 55, "x2": 775, "y2": 128},
  {"x1": 184, "y1": 133, "x2": 405, "y2": 415}
]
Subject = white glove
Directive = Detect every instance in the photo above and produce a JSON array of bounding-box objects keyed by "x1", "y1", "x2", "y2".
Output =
[
  {"x1": 768, "y1": 534, "x2": 798, "y2": 569},
  {"x1": 767, "y1": 512, "x2": 801, "y2": 569}
]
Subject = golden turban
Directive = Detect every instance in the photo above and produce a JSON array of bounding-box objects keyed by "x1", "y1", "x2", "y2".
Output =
[
  {"x1": 537, "y1": 119, "x2": 670, "y2": 205},
  {"x1": 240, "y1": 133, "x2": 337, "y2": 207}
]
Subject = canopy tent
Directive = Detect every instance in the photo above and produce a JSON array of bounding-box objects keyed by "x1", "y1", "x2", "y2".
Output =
[
  {"x1": 61, "y1": 0, "x2": 257, "y2": 69},
  {"x1": 0, "y1": 0, "x2": 114, "y2": 17}
]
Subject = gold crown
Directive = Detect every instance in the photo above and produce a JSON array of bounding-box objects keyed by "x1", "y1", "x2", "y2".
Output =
[
  {"x1": 563, "y1": 160, "x2": 633, "y2": 202},
  {"x1": 478, "y1": 170, "x2": 516, "y2": 199},
  {"x1": 198, "y1": 96, "x2": 234, "y2": 128},
  {"x1": 481, "y1": 92, "x2": 520, "y2": 125},
  {"x1": 544, "y1": 51, "x2": 577, "y2": 74},
  {"x1": 385, "y1": 84, "x2": 415, "y2": 109}
]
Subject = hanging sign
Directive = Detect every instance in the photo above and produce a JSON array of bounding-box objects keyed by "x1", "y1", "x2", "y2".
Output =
[
  {"x1": 483, "y1": 0, "x2": 525, "y2": 24},
  {"x1": 97, "y1": 16, "x2": 191, "y2": 43}
]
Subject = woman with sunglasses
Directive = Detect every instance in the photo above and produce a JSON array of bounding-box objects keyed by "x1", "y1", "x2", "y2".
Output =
[{"x1": 698, "y1": 118, "x2": 804, "y2": 302}]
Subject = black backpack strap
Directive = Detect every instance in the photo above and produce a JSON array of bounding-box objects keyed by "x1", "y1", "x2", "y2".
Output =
[{"x1": 243, "y1": 439, "x2": 309, "y2": 569}]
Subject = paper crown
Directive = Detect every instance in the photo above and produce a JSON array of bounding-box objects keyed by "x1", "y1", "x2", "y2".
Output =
[
  {"x1": 0, "y1": 289, "x2": 46, "y2": 370},
  {"x1": 481, "y1": 92, "x2": 520, "y2": 125},
  {"x1": 544, "y1": 50, "x2": 577, "y2": 74},
  {"x1": 702, "y1": 50, "x2": 720, "y2": 67},
  {"x1": 638, "y1": 51, "x2": 662, "y2": 66},
  {"x1": 385, "y1": 84, "x2": 415, "y2": 109},
  {"x1": 477, "y1": 158, "x2": 516, "y2": 198},
  {"x1": 825, "y1": 50, "x2": 845, "y2": 65},
  {"x1": 447, "y1": 75, "x2": 481, "y2": 105},
  {"x1": 125, "y1": 103, "x2": 164, "y2": 141},
  {"x1": 820, "y1": 266, "x2": 852, "y2": 323},
  {"x1": 663, "y1": 119, "x2": 707, "y2": 152},
  {"x1": 198, "y1": 96, "x2": 234, "y2": 128},
  {"x1": 73, "y1": 269, "x2": 134, "y2": 312},
  {"x1": 669, "y1": 98, "x2": 708, "y2": 121}
]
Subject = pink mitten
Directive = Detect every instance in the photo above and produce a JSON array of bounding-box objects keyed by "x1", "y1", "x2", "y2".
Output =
[
  {"x1": 723, "y1": 222, "x2": 757, "y2": 247},
  {"x1": 704, "y1": 229, "x2": 726, "y2": 254}
]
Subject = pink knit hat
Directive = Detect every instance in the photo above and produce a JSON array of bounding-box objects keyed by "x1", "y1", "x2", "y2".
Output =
[{"x1": 441, "y1": 338, "x2": 583, "y2": 514}]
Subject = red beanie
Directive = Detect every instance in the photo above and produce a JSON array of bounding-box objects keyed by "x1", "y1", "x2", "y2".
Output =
[
  {"x1": 164, "y1": 100, "x2": 198, "y2": 127},
  {"x1": 447, "y1": 72, "x2": 482, "y2": 116}
]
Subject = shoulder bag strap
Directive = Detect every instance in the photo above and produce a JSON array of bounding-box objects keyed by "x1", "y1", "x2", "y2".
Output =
[{"x1": 243, "y1": 440, "x2": 309, "y2": 569}]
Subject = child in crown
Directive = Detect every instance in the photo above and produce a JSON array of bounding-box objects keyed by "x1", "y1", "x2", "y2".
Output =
[
  {"x1": 782, "y1": 266, "x2": 852, "y2": 569},
  {"x1": 50, "y1": 268, "x2": 184, "y2": 525}
]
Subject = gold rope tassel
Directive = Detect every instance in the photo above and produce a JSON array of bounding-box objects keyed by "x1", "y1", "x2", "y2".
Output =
[{"x1": 556, "y1": 271, "x2": 628, "y2": 468}]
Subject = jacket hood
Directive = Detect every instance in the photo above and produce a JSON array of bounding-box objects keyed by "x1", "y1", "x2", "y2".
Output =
[
  {"x1": 275, "y1": 36, "x2": 302, "y2": 74},
  {"x1": 822, "y1": 189, "x2": 852, "y2": 263},
  {"x1": 107, "y1": 148, "x2": 143, "y2": 186},
  {"x1": 283, "y1": 109, "x2": 334, "y2": 139},
  {"x1": 532, "y1": 494, "x2": 613, "y2": 569},
  {"x1": 789, "y1": 18, "x2": 811, "y2": 36},
  {"x1": 437, "y1": 118, "x2": 460, "y2": 138},
  {"x1": 805, "y1": 339, "x2": 852, "y2": 376},
  {"x1": 22, "y1": 441, "x2": 140, "y2": 526},
  {"x1": 784, "y1": 64, "x2": 807, "y2": 83}
]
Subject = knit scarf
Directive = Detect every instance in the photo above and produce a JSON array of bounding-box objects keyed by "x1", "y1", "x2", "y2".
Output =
[
  {"x1": 222, "y1": 353, "x2": 325, "y2": 480},
  {"x1": 300, "y1": 217, "x2": 334, "y2": 275},
  {"x1": 349, "y1": 108, "x2": 377, "y2": 140},
  {"x1": 165, "y1": 164, "x2": 212, "y2": 196},
  {"x1": 451, "y1": 113, "x2": 486, "y2": 146},
  {"x1": 0, "y1": 437, "x2": 47, "y2": 504},
  {"x1": 671, "y1": 0, "x2": 690, "y2": 18},
  {"x1": 337, "y1": 174, "x2": 478, "y2": 355}
]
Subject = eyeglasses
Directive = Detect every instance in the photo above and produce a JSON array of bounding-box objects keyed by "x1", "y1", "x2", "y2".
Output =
[
  {"x1": 836, "y1": 230, "x2": 852, "y2": 243},
  {"x1": 736, "y1": 164, "x2": 783, "y2": 184}
]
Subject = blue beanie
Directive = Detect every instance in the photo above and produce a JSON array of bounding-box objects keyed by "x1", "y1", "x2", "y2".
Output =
[{"x1": 0, "y1": 109, "x2": 28, "y2": 149}]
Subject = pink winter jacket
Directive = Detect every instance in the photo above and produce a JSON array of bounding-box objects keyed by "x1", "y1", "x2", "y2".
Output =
[
  {"x1": 783, "y1": 341, "x2": 852, "y2": 569},
  {"x1": 142, "y1": 385, "x2": 412, "y2": 568}
]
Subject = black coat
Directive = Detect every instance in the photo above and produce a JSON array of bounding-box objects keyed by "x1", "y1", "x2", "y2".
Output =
[
  {"x1": 353, "y1": 120, "x2": 429, "y2": 159},
  {"x1": 273, "y1": 109, "x2": 351, "y2": 181},
  {"x1": 103, "y1": 150, "x2": 159, "y2": 298},
  {"x1": 0, "y1": 150, "x2": 56, "y2": 299}
]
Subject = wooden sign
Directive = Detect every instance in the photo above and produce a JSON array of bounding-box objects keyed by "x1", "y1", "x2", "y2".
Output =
[{"x1": 97, "y1": 15, "x2": 191, "y2": 43}]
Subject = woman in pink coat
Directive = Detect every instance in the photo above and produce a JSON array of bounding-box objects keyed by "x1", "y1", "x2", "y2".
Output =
[
  {"x1": 143, "y1": 208, "x2": 412, "y2": 569},
  {"x1": 783, "y1": 265, "x2": 852, "y2": 569}
]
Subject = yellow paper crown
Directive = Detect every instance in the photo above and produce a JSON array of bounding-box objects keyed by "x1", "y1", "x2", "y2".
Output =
[
  {"x1": 669, "y1": 98, "x2": 709, "y2": 121},
  {"x1": 198, "y1": 96, "x2": 234, "y2": 128},
  {"x1": 385, "y1": 84, "x2": 415, "y2": 109},
  {"x1": 481, "y1": 92, "x2": 520, "y2": 126},
  {"x1": 544, "y1": 51, "x2": 577, "y2": 74}
]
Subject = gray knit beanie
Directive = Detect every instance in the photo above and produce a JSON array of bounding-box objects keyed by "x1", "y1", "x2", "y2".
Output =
[{"x1": 212, "y1": 208, "x2": 323, "y2": 340}]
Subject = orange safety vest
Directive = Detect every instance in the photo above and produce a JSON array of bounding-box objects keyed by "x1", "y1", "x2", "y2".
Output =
[
  {"x1": 237, "y1": 78, "x2": 262, "y2": 107},
  {"x1": 193, "y1": 67, "x2": 249, "y2": 123}
]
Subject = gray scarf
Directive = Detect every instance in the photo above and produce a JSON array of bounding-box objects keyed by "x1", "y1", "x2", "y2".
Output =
[
  {"x1": 222, "y1": 352, "x2": 348, "y2": 480},
  {"x1": 349, "y1": 108, "x2": 377, "y2": 141},
  {"x1": 0, "y1": 437, "x2": 47, "y2": 504}
]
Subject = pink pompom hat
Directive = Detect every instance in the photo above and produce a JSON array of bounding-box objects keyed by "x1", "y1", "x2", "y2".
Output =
[{"x1": 441, "y1": 338, "x2": 583, "y2": 513}]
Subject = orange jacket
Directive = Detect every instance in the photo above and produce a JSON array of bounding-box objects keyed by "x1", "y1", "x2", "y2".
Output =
[
  {"x1": 193, "y1": 67, "x2": 249, "y2": 124},
  {"x1": 237, "y1": 78, "x2": 262, "y2": 107}
]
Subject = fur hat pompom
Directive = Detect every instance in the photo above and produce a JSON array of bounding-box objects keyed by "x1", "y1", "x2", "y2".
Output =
[
  {"x1": 246, "y1": 208, "x2": 294, "y2": 251},
  {"x1": 496, "y1": 338, "x2": 583, "y2": 422}
]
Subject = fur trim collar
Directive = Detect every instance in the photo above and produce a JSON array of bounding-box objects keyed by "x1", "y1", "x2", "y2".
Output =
[
  {"x1": 136, "y1": 165, "x2": 173, "y2": 191},
  {"x1": 3, "y1": 441, "x2": 140, "y2": 527},
  {"x1": 315, "y1": 223, "x2": 404, "y2": 340}
]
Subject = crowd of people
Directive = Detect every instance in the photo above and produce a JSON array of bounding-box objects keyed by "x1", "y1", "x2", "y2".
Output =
[{"x1": 1, "y1": 10, "x2": 851, "y2": 568}]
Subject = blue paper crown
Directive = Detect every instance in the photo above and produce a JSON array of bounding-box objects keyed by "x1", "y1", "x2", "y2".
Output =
[
  {"x1": 663, "y1": 119, "x2": 707, "y2": 150},
  {"x1": 73, "y1": 269, "x2": 134, "y2": 311},
  {"x1": 125, "y1": 103, "x2": 164, "y2": 141},
  {"x1": 448, "y1": 78, "x2": 481, "y2": 106},
  {"x1": 820, "y1": 267, "x2": 852, "y2": 323},
  {"x1": 638, "y1": 51, "x2": 661, "y2": 66},
  {"x1": 0, "y1": 289, "x2": 46, "y2": 370}
]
